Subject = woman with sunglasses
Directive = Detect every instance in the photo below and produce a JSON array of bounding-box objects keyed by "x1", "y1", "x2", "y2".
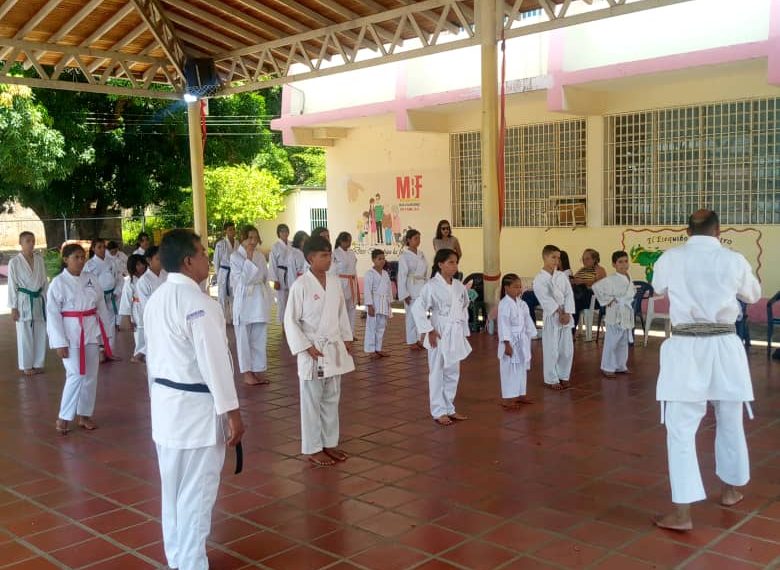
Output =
[{"x1": 432, "y1": 220, "x2": 462, "y2": 260}]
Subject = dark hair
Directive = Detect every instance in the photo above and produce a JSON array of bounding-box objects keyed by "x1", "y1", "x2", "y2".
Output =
[
  {"x1": 688, "y1": 210, "x2": 719, "y2": 236},
  {"x1": 240, "y1": 225, "x2": 259, "y2": 242},
  {"x1": 144, "y1": 245, "x2": 160, "y2": 260},
  {"x1": 303, "y1": 235, "x2": 332, "y2": 260},
  {"x1": 583, "y1": 248, "x2": 601, "y2": 265},
  {"x1": 61, "y1": 243, "x2": 85, "y2": 269},
  {"x1": 19, "y1": 231, "x2": 34, "y2": 241},
  {"x1": 500, "y1": 273, "x2": 522, "y2": 299},
  {"x1": 542, "y1": 244, "x2": 560, "y2": 257},
  {"x1": 311, "y1": 226, "x2": 329, "y2": 241},
  {"x1": 431, "y1": 248, "x2": 458, "y2": 277},
  {"x1": 559, "y1": 250, "x2": 571, "y2": 272},
  {"x1": 276, "y1": 223, "x2": 290, "y2": 236},
  {"x1": 89, "y1": 238, "x2": 106, "y2": 258},
  {"x1": 612, "y1": 250, "x2": 629, "y2": 264},
  {"x1": 159, "y1": 229, "x2": 200, "y2": 273},
  {"x1": 371, "y1": 249, "x2": 385, "y2": 260},
  {"x1": 107, "y1": 240, "x2": 119, "y2": 250},
  {"x1": 435, "y1": 220, "x2": 453, "y2": 240},
  {"x1": 223, "y1": 221, "x2": 235, "y2": 230},
  {"x1": 292, "y1": 230, "x2": 309, "y2": 250},
  {"x1": 136, "y1": 232, "x2": 150, "y2": 247},
  {"x1": 127, "y1": 254, "x2": 148, "y2": 280},
  {"x1": 404, "y1": 228, "x2": 420, "y2": 246},
  {"x1": 335, "y1": 231, "x2": 352, "y2": 249}
]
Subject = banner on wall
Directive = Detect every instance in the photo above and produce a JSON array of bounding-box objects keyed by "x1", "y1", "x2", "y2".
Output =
[{"x1": 621, "y1": 227, "x2": 763, "y2": 283}]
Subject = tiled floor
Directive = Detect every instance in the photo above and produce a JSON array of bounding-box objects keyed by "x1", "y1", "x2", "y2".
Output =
[{"x1": 0, "y1": 311, "x2": 778, "y2": 569}]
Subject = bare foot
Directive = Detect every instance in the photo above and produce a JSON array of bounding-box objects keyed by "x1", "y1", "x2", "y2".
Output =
[
  {"x1": 602, "y1": 370, "x2": 617, "y2": 378},
  {"x1": 251, "y1": 372, "x2": 270, "y2": 385},
  {"x1": 376, "y1": 351, "x2": 389, "y2": 358},
  {"x1": 560, "y1": 380, "x2": 571, "y2": 389},
  {"x1": 721, "y1": 485, "x2": 744, "y2": 507},
  {"x1": 369, "y1": 352, "x2": 382, "y2": 360},
  {"x1": 243, "y1": 372, "x2": 262, "y2": 386},
  {"x1": 33, "y1": 368, "x2": 45, "y2": 375},
  {"x1": 653, "y1": 506, "x2": 693, "y2": 531},
  {"x1": 22, "y1": 369, "x2": 35, "y2": 377},
  {"x1": 616, "y1": 369, "x2": 632, "y2": 375},
  {"x1": 545, "y1": 383, "x2": 566, "y2": 391},
  {"x1": 501, "y1": 400, "x2": 522, "y2": 409},
  {"x1": 308, "y1": 451, "x2": 336, "y2": 467},
  {"x1": 448, "y1": 413, "x2": 468, "y2": 421},
  {"x1": 77, "y1": 416, "x2": 98, "y2": 430},
  {"x1": 515, "y1": 396, "x2": 534, "y2": 405},
  {"x1": 323, "y1": 447, "x2": 349, "y2": 462},
  {"x1": 410, "y1": 343, "x2": 424, "y2": 351},
  {"x1": 55, "y1": 419, "x2": 70, "y2": 435},
  {"x1": 434, "y1": 415, "x2": 453, "y2": 426}
]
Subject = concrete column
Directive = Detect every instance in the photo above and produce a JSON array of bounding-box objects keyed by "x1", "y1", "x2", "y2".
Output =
[
  {"x1": 479, "y1": 0, "x2": 501, "y2": 305},
  {"x1": 187, "y1": 100, "x2": 208, "y2": 246},
  {"x1": 586, "y1": 115, "x2": 604, "y2": 228}
]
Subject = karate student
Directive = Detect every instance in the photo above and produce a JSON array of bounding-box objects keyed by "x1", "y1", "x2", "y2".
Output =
[
  {"x1": 411, "y1": 248, "x2": 471, "y2": 426},
  {"x1": 230, "y1": 226, "x2": 272, "y2": 386},
  {"x1": 212, "y1": 222, "x2": 236, "y2": 323},
  {"x1": 133, "y1": 231, "x2": 150, "y2": 256},
  {"x1": 398, "y1": 229, "x2": 428, "y2": 350},
  {"x1": 47, "y1": 243, "x2": 113, "y2": 434},
  {"x1": 106, "y1": 241, "x2": 126, "y2": 328},
  {"x1": 269, "y1": 223, "x2": 291, "y2": 324},
  {"x1": 137, "y1": 247, "x2": 166, "y2": 351},
  {"x1": 533, "y1": 245, "x2": 575, "y2": 391},
  {"x1": 592, "y1": 251, "x2": 636, "y2": 378},
  {"x1": 363, "y1": 249, "x2": 393, "y2": 358},
  {"x1": 85, "y1": 238, "x2": 121, "y2": 358},
  {"x1": 119, "y1": 254, "x2": 148, "y2": 362},
  {"x1": 107, "y1": 241, "x2": 128, "y2": 278},
  {"x1": 7, "y1": 231, "x2": 48, "y2": 375},
  {"x1": 497, "y1": 274, "x2": 536, "y2": 408},
  {"x1": 652, "y1": 210, "x2": 761, "y2": 532},
  {"x1": 287, "y1": 230, "x2": 310, "y2": 288},
  {"x1": 144, "y1": 229, "x2": 244, "y2": 570},
  {"x1": 332, "y1": 232, "x2": 359, "y2": 333},
  {"x1": 284, "y1": 236, "x2": 354, "y2": 467},
  {"x1": 312, "y1": 226, "x2": 330, "y2": 243}
]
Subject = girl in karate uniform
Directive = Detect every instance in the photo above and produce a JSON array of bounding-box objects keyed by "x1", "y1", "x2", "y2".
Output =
[
  {"x1": 411, "y1": 248, "x2": 472, "y2": 426},
  {"x1": 497, "y1": 274, "x2": 537, "y2": 408},
  {"x1": 85, "y1": 238, "x2": 121, "y2": 359},
  {"x1": 230, "y1": 226, "x2": 272, "y2": 386},
  {"x1": 212, "y1": 222, "x2": 236, "y2": 324},
  {"x1": 363, "y1": 249, "x2": 393, "y2": 358},
  {"x1": 47, "y1": 244, "x2": 113, "y2": 434},
  {"x1": 398, "y1": 229, "x2": 428, "y2": 350},
  {"x1": 7, "y1": 231, "x2": 48, "y2": 375},
  {"x1": 119, "y1": 254, "x2": 148, "y2": 362},
  {"x1": 269, "y1": 224, "x2": 291, "y2": 324},
  {"x1": 332, "y1": 232, "x2": 359, "y2": 333},
  {"x1": 287, "y1": 231, "x2": 310, "y2": 290}
]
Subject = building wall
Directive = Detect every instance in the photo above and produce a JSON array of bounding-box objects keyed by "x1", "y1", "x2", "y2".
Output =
[{"x1": 256, "y1": 188, "x2": 327, "y2": 244}]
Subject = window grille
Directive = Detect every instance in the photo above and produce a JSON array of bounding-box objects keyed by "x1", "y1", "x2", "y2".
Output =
[
  {"x1": 450, "y1": 118, "x2": 586, "y2": 228},
  {"x1": 309, "y1": 208, "x2": 328, "y2": 233},
  {"x1": 605, "y1": 97, "x2": 780, "y2": 225}
]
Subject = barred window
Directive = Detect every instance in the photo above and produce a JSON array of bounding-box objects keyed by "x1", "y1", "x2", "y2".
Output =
[
  {"x1": 450, "y1": 131, "x2": 482, "y2": 227},
  {"x1": 450, "y1": 118, "x2": 587, "y2": 228},
  {"x1": 309, "y1": 208, "x2": 328, "y2": 233},
  {"x1": 605, "y1": 97, "x2": 780, "y2": 225}
]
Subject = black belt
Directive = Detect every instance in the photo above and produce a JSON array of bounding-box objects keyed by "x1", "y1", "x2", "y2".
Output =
[{"x1": 154, "y1": 378, "x2": 243, "y2": 474}]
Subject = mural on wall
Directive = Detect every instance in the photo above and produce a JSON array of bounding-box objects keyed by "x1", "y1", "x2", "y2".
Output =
[{"x1": 621, "y1": 227, "x2": 763, "y2": 283}]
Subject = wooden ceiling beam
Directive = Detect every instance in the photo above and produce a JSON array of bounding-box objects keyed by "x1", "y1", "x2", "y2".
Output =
[
  {"x1": 49, "y1": 0, "x2": 107, "y2": 43},
  {"x1": 79, "y1": 3, "x2": 135, "y2": 46},
  {"x1": 13, "y1": 0, "x2": 63, "y2": 40},
  {"x1": 129, "y1": 0, "x2": 186, "y2": 79},
  {"x1": 0, "y1": 0, "x2": 20, "y2": 22}
]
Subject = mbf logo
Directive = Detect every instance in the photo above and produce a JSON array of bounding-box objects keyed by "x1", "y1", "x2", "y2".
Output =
[{"x1": 396, "y1": 175, "x2": 423, "y2": 200}]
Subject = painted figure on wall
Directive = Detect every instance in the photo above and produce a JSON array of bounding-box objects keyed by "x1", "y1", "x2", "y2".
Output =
[
  {"x1": 374, "y1": 194, "x2": 385, "y2": 244},
  {"x1": 630, "y1": 245, "x2": 665, "y2": 282}
]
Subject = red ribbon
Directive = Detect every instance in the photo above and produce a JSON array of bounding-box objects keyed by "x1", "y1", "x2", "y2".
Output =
[
  {"x1": 497, "y1": 32, "x2": 507, "y2": 232},
  {"x1": 61, "y1": 308, "x2": 113, "y2": 374}
]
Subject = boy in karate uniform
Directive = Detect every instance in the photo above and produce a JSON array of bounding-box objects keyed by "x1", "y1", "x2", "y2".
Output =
[
  {"x1": 363, "y1": 249, "x2": 393, "y2": 358},
  {"x1": 284, "y1": 236, "x2": 355, "y2": 467},
  {"x1": 533, "y1": 245, "x2": 575, "y2": 390},
  {"x1": 212, "y1": 222, "x2": 236, "y2": 323},
  {"x1": 7, "y1": 231, "x2": 48, "y2": 375},
  {"x1": 269, "y1": 223, "x2": 291, "y2": 324},
  {"x1": 592, "y1": 251, "x2": 636, "y2": 378}
]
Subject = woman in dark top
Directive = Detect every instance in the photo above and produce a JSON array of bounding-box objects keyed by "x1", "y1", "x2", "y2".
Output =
[{"x1": 572, "y1": 248, "x2": 607, "y2": 327}]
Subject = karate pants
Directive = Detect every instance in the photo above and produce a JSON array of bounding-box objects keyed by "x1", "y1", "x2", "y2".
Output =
[
  {"x1": 276, "y1": 288, "x2": 289, "y2": 324},
  {"x1": 427, "y1": 346, "x2": 460, "y2": 418},
  {"x1": 133, "y1": 325, "x2": 146, "y2": 356},
  {"x1": 499, "y1": 358, "x2": 527, "y2": 398},
  {"x1": 405, "y1": 298, "x2": 420, "y2": 345},
  {"x1": 217, "y1": 276, "x2": 232, "y2": 324},
  {"x1": 234, "y1": 322, "x2": 267, "y2": 373},
  {"x1": 601, "y1": 325, "x2": 629, "y2": 373},
  {"x1": 299, "y1": 375, "x2": 341, "y2": 455},
  {"x1": 541, "y1": 316, "x2": 573, "y2": 384},
  {"x1": 156, "y1": 442, "x2": 224, "y2": 570},
  {"x1": 664, "y1": 400, "x2": 749, "y2": 504},
  {"x1": 364, "y1": 314, "x2": 388, "y2": 353},
  {"x1": 58, "y1": 344, "x2": 99, "y2": 421},
  {"x1": 346, "y1": 303, "x2": 357, "y2": 336},
  {"x1": 16, "y1": 319, "x2": 46, "y2": 370}
]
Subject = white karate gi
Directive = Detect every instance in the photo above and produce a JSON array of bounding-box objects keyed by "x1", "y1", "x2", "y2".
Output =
[
  {"x1": 144, "y1": 273, "x2": 239, "y2": 570},
  {"x1": 7, "y1": 253, "x2": 48, "y2": 371},
  {"x1": 411, "y1": 273, "x2": 472, "y2": 419},
  {"x1": 113, "y1": 250, "x2": 129, "y2": 277},
  {"x1": 46, "y1": 270, "x2": 112, "y2": 421},
  {"x1": 533, "y1": 269, "x2": 575, "y2": 385},
  {"x1": 84, "y1": 254, "x2": 120, "y2": 351},
  {"x1": 284, "y1": 272, "x2": 355, "y2": 455},
  {"x1": 212, "y1": 237, "x2": 236, "y2": 323},
  {"x1": 653, "y1": 235, "x2": 761, "y2": 504},
  {"x1": 363, "y1": 268, "x2": 393, "y2": 353},
  {"x1": 332, "y1": 247, "x2": 359, "y2": 333},
  {"x1": 398, "y1": 249, "x2": 429, "y2": 345},
  {"x1": 230, "y1": 246, "x2": 271, "y2": 374},
  {"x1": 269, "y1": 239, "x2": 292, "y2": 324},
  {"x1": 118, "y1": 275, "x2": 146, "y2": 356},
  {"x1": 592, "y1": 273, "x2": 635, "y2": 374},
  {"x1": 497, "y1": 295, "x2": 536, "y2": 399},
  {"x1": 136, "y1": 269, "x2": 167, "y2": 356},
  {"x1": 286, "y1": 247, "x2": 309, "y2": 290},
  {"x1": 133, "y1": 246, "x2": 146, "y2": 256},
  {"x1": 105, "y1": 251, "x2": 124, "y2": 326}
]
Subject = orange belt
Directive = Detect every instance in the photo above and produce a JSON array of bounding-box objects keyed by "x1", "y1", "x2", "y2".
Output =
[
  {"x1": 339, "y1": 274, "x2": 359, "y2": 304},
  {"x1": 61, "y1": 308, "x2": 112, "y2": 374}
]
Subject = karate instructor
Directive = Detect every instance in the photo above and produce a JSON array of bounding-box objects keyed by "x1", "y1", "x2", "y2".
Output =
[
  {"x1": 652, "y1": 210, "x2": 761, "y2": 531},
  {"x1": 145, "y1": 229, "x2": 244, "y2": 569}
]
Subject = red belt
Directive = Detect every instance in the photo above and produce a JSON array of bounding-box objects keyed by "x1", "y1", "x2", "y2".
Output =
[{"x1": 61, "y1": 308, "x2": 113, "y2": 374}]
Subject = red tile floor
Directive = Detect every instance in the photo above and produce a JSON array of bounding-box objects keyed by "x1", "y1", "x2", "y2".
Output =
[{"x1": 0, "y1": 312, "x2": 778, "y2": 569}]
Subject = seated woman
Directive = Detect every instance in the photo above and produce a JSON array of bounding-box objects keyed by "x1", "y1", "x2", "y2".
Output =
[{"x1": 572, "y1": 248, "x2": 607, "y2": 327}]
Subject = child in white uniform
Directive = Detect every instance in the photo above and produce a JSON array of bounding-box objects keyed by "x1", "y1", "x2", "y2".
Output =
[
  {"x1": 592, "y1": 251, "x2": 636, "y2": 378},
  {"x1": 85, "y1": 238, "x2": 121, "y2": 359},
  {"x1": 270, "y1": 223, "x2": 291, "y2": 324},
  {"x1": 287, "y1": 231, "x2": 310, "y2": 292},
  {"x1": 212, "y1": 222, "x2": 236, "y2": 324},
  {"x1": 398, "y1": 229, "x2": 428, "y2": 350},
  {"x1": 497, "y1": 274, "x2": 536, "y2": 408},
  {"x1": 119, "y1": 254, "x2": 148, "y2": 362},
  {"x1": 332, "y1": 232, "x2": 359, "y2": 333},
  {"x1": 363, "y1": 249, "x2": 393, "y2": 357}
]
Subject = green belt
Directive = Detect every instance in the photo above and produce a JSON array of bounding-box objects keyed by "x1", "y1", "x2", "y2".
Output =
[
  {"x1": 17, "y1": 287, "x2": 45, "y2": 323},
  {"x1": 104, "y1": 288, "x2": 118, "y2": 315}
]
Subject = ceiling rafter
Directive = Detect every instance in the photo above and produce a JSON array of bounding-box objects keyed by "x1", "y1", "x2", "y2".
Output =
[
  {"x1": 13, "y1": 0, "x2": 63, "y2": 40},
  {"x1": 48, "y1": 0, "x2": 106, "y2": 44},
  {"x1": 79, "y1": 3, "x2": 136, "y2": 46},
  {"x1": 129, "y1": 0, "x2": 187, "y2": 81}
]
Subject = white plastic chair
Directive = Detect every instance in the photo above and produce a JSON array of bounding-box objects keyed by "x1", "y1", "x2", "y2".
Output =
[
  {"x1": 577, "y1": 295, "x2": 597, "y2": 342},
  {"x1": 644, "y1": 295, "x2": 672, "y2": 346}
]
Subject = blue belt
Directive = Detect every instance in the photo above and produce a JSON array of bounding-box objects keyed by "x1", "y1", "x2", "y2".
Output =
[
  {"x1": 219, "y1": 265, "x2": 232, "y2": 297},
  {"x1": 154, "y1": 378, "x2": 243, "y2": 474}
]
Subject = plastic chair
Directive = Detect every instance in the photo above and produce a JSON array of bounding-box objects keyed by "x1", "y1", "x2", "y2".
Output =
[
  {"x1": 577, "y1": 295, "x2": 597, "y2": 342},
  {"x1": 767, "y1": 291, "x2": 780, "y2": 357},
  {"x1": 644, "y1": 295, "x2": 672, "y2": 347},
  {"x1": 735, "y1": 300, "x2": 751, "y2": 350}
]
